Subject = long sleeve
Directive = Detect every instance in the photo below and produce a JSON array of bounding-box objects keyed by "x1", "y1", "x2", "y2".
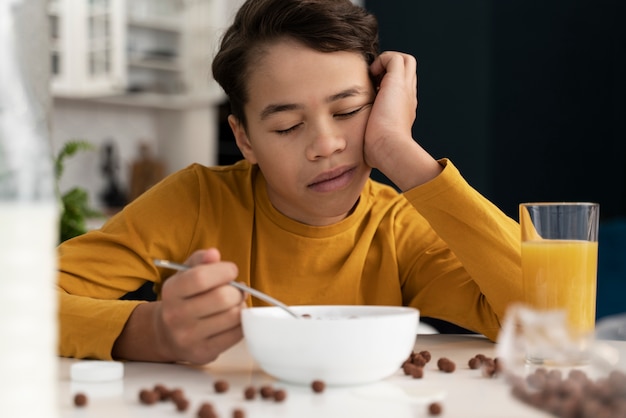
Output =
[
  {"x1": 56, "y1": 165, "x2": 209, "y2": 359},
  {"x1": 57, "y1": 161, "x2": 259, "y2": 360},
  {"x1": 399, "y1": 159, "x2": 522, "y2": 340}
]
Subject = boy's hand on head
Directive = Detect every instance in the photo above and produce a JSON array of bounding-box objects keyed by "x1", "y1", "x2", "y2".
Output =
[
  {"x1": 364, "y1": 51, "x2": 442, "y2": 190},
  {"x1": 156, "y1": 248, "x2": 245, "y2": 364},
  {"x1": 364, "y1": 51, "x2": 418, "y2": 169}
]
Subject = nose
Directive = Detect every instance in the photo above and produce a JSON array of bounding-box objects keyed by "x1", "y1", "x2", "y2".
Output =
[{"x1": 305, "y1": 120, "x2": 346, "y2": 160}]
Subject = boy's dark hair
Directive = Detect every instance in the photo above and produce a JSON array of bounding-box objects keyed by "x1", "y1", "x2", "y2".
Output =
[{"x1": 212, "y1": 0, "x2": 379, "y2": 128}]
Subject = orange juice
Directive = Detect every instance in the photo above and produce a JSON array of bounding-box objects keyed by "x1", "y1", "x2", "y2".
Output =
[{"x1": 521, "y1": 239, "x2": 598, "y2": 333}]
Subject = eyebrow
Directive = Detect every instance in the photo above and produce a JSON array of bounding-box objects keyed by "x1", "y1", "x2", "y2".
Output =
[{"x1": 259, "y1": 86, "x2": 367, "y2": 121}]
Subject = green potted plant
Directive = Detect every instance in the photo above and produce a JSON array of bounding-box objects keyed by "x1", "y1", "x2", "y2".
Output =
[{"x1": 55, "y1": 140, "x2": 103, "y2": 243}]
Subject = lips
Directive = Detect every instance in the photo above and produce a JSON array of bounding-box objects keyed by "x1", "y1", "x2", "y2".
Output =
[{"x1": 307, "y1": 166, "x2": 356, "y2": 192}]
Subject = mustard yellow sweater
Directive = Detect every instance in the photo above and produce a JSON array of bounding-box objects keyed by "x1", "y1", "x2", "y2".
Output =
[{"x1": 57, "y1": 159, "x2": 522, "y2": 359}]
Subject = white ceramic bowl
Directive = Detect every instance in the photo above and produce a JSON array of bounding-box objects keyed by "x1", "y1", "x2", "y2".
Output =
[{"x1": 241, "y1": 305, "x2": 419, "y2": 386}]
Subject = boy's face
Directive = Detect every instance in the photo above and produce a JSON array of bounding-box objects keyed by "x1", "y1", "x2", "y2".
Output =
[{"x1": 229, "y1": 39, "x2": 375, "y2": 226}]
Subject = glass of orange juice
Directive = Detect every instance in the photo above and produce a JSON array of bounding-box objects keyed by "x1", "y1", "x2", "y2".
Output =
[{"x1": 520, "y1": 202, "x2": 599, "y2": 365}]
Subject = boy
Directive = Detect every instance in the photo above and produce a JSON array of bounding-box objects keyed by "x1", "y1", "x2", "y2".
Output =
[{"x1": 57, "y1": 0, "x2": 522, "y2": 364}]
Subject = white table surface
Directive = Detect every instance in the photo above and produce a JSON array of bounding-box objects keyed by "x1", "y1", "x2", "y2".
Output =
[{"x1": 57, "y1": 334, "x2": 626, "y2": 418}]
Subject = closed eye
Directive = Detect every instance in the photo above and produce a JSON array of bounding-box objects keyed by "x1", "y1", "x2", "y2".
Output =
[
  {"x1": 334, "y1": 104, "x2": 371, "y2": 119},
  {"x1": 275, "y1": 123, "x2": 302, "y2": 135}
]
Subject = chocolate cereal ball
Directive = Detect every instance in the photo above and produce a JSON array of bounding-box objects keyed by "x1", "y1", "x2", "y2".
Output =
[
  {"x1": 482, "y1": 363, "x2": 497, "y2": 378},
  {"x1": 169, "y1": 388, "x2": 185, "y2": 403},
  {"x1": 419, "y1": 350, "x2": 432, "y2": 363},
  {"x1": 428, "y1": 402, "x2": 443, "y2": 416},
  {"x1": 273, "y1": 389, "x2": 287, "y2": 402},
  {"x1": 402, "y1": 359, "x2": 424, "y2": 378},
  {"x1": 214, "y1": 379, "x2": 229, "y2": 393},
  {"x1": 139, "y1": 389, "x2": 160, "y2": 405},
  {"x1": 437, "y1": 357, "x2": 456, "y2": 373},
  {"x1": 244, "y1": 385, "x2": 256, "y2": 400},
  {"x1": 197, "y1": 402, "x2": 215, "y2": 418},
  {"x1": 73, "y1": 392, "x2": 88, "y2": 407},
  {"x1": 260, "y1": 385, "x2": 274, "y2": 399},
  {"x1": 412, "y1": 353, "x2": 428, "y2": 367},
  {"x1": 311, "y1": 380, "x2": 326, "y2": 393},
  {"x1": 175, "y1": 397, "x2": 189, "y2": 412},
  {"x1": 402, "y1": 361, "x2": 417, "y2": 375},
  {"x1": 153, "y1": 384, "x2": 170, "y2": 400},
  {"x1": 468, "y1": 356, "x2": 482, "y2": 370}
]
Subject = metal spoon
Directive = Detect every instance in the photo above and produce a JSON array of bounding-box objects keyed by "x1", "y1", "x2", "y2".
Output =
[{"x1": 153, "y1": 259, "x2": 300, "y2": 319}]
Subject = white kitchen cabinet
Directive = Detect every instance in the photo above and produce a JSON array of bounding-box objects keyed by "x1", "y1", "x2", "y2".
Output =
[
  {"x1": 48, "y1": 0, "x2": 245, "y2": 191},
  {"x1": 48, "y1": 0, "x2": 231, "y2": 109},
  {"x1": 49, "y1": 0, "x2": 125, "y2": 98}
]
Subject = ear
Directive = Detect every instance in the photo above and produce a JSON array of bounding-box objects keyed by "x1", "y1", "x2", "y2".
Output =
[{"x1": 228, "y1": 115, "x2": 257, "y2": 164}]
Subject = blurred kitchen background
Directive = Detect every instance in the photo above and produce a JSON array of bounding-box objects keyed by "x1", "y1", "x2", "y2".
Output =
[
  {"x1": 49, "y1": 0, "x2": 246, "y2": 211},
  {"x1": 48, "y1": 0, "x2": 624, "y2": 319}
]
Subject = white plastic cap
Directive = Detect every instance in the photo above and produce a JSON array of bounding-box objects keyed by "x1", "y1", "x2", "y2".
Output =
[{"x1": 70, "y1": 361, "x2": 124, "y2": 382}]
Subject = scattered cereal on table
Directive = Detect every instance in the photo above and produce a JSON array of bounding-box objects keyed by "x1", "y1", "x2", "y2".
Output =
[{"x1": 467, "y1": 354, "x2": 503, "y2": 378}]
